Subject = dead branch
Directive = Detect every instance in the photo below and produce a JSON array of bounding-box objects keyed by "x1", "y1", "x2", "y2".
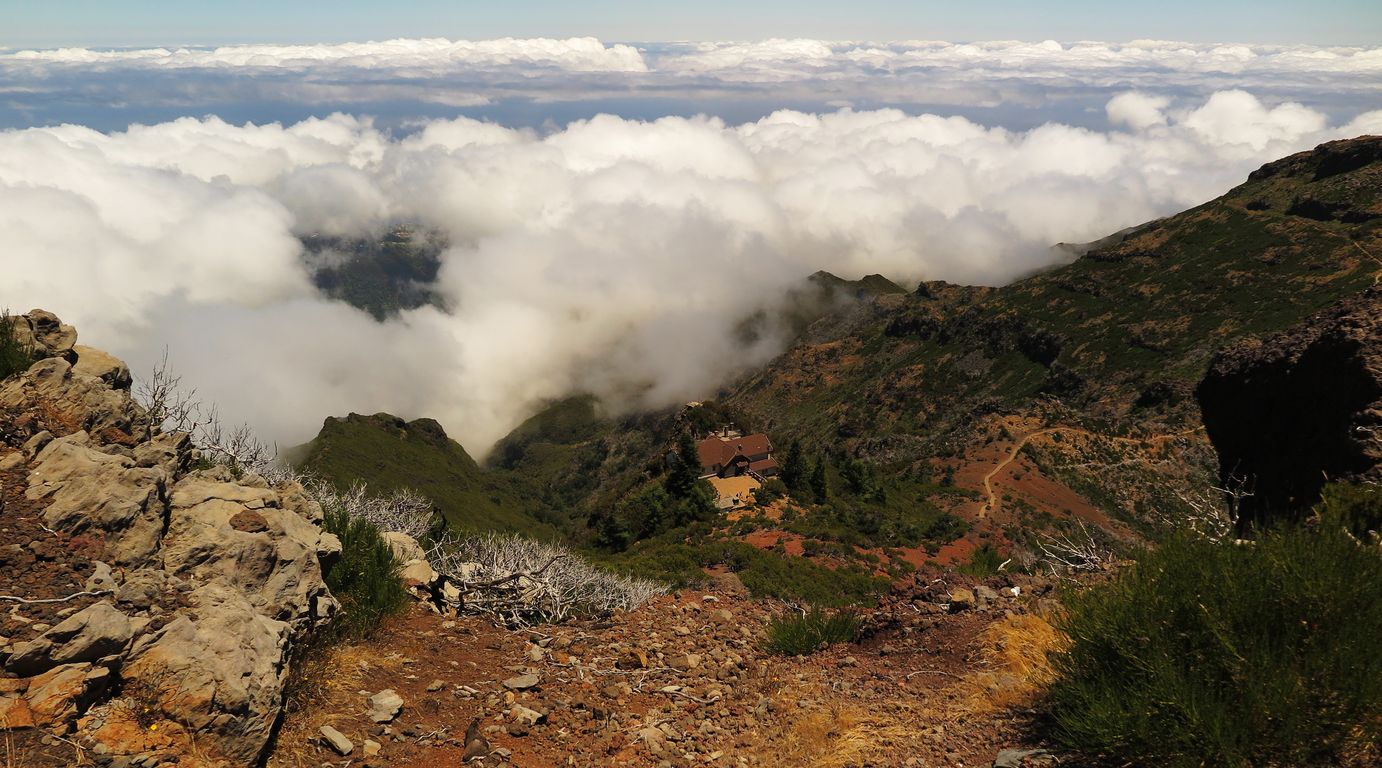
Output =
[{"x1": 0, "y1": 589, "x2": 112, "y2": 605}]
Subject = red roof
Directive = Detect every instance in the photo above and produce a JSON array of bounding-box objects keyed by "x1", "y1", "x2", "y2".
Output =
[
  {"x1": 696, "y1": 434, "x2": 774, "y2": 473},
  {"x1": 748, "y1": 457, "x2": 779, "y2": 475}
]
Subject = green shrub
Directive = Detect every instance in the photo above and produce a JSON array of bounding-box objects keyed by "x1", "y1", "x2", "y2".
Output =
[
  {"x1": 319, "y1": 503, "x2": 410, "y2": 640},
  {"x1": 763, "y1": 608, "x2": 862, "y2": 656},
  {"x1": 0, "y1": 310, "x2": 35, "y2": 380},
  {"x1": 1315, "y1": 481, "x2": 1382, "y2": 541},
  {"x1": 1047, "y1": 528, "x2": 1382, "y2": 767},
  {"x1": 958, "y1": 542, "x2": 1005, "y2": 577}
]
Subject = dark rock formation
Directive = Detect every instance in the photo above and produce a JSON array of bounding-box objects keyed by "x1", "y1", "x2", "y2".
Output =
[{"x1": 1197, "y1": 286, "x2": 1382, "y2": 527}]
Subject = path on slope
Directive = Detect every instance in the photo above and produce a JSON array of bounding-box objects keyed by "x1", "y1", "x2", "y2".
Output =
[{"x1": 977, "y1": 425, "x2": 1206, "y2": 519}]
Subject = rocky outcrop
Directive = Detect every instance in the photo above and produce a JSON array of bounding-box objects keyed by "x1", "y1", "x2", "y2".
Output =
[
  {"x1": 0, "y1": 310, "x2": 340, "y2": 766},
  {"x1": 1197, "y1": 286, "x2": 1382, "y2": 526}
]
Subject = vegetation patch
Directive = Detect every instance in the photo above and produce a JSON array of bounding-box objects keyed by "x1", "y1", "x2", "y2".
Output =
[
  {"x1": 319, "y1": 501, "x2": 411, "y2": 641},
  {"x1": 1047, "y1": 524, "x2": 1382, "y2": 767},
  {"x1": 763, "y1": 608, "x2": 862, "y2": 656},
  {"x1": 0, "y1": 310, "x2": 35, "y2": 380}
]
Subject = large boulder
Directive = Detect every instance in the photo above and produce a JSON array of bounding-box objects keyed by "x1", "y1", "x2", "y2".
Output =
[
  {"x1": 122, "y1": 584, "x2": 292, "y2": 764},
  {"x1": 71, "y1": 345, "x2": 133, "y2": 390},
  {"x1": 6, "y1": 601, "x2": 135, "y2": 676},
  {"x1": 0, "y1": 356, "x2": 148, "y2": 442},
  {"x1": 4, "y1": 309, "x2": 77, "y2": 360},
  {"x1": 25, "y1": 433, "x2": 169, "y2": 567},
  {"x1": 1197, "y1": 286, "x2": 1382, "y2": 526},
  {"x1": 161, "y1": 470, "x2": 338, "y2": 626}
]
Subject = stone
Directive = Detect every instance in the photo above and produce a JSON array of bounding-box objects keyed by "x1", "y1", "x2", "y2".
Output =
[
  {"x1": 71, "y1": 346, "x2": 132, "y2": 390},
  {"x1": 510, "y1": 704, "x2": 544, "y2": 726},
  {"x1": 381, "y1": 532, "x2": 426, "y2": 563},
  {"x1": 24, "y1": 434, "x2": 167, "y2": 567},
  {"x1": 426, "y1": 679, "x2": 445, "y2": 692},
  {"x1": 1, "y1": 356, "x2": 148, "y2": 441},
  {"x1": 121, "y1": 584, "x2": 292, "y2": 763},
  {"x1": 1198, "y1": 285, "x2": 1382, "y2": 527},
  {"x1": 399, "y1": 559, "x2": 439, "y2": 588},
  {"x1": 367, "y1": 689, "x2": 404, "y2": 723},
  {"x1": 161, "y1": 471, "x2": 337, "y2": 628},
  {"x1": 318, "y1": 725, "x2": 353, "y2": 755},
  {"x1": 993, "y1": 748, "x2": 1056, "y2": 767},
  {"x1": 85, "y1": 561, "x2": 119, "y2": 593},
  {"x1": 975, "y1": 585, "x2": 1001, "y2": 603},
  {"x1": 6, "y1": 602, "x2": 134, "y2": 676},
  {"x1": 363, "y1": 738, "x2": 381, "y2": 757},
  {"x1": 0, "y1": 694, "x2": 35, "y2": 730},
  {"x1": 23, "y1": 310, "x2": 77, "y2": 358},
  {"x1": 669, "y1": 654, "x2": 701, "y2": 672},
  {"x1": 948, "y1": 588, "x2": 976, "y2": 612},
  {"x1": 26, "y1": 663, "x2": 110, "y2": 729},
  {"x1": 502, "y1": 674, "x2": 540, "y2": 691},
  {"x1": 228, "y1": 509, "x2": 270, "y2": 533}
]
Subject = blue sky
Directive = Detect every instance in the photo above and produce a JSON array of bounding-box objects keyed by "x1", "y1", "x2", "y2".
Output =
[{"x1": 3, "y1": 0, "x2": 1380, "y2": 48}]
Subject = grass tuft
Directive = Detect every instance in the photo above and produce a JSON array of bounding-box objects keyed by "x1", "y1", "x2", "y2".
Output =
[{"x1": 763, "y1": 608, "x2": 862, "y2": 656}]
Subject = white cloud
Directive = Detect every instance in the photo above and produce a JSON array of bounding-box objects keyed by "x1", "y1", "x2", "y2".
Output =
[
  {"x1": 1107, "y1": 92, "x2": 1170, "y2": 130},
  {"x1": 2, "y1": 38, "x2": 1378, "y2": 129},
  {"x1": 1, "y1": 91, "x2": 1378, "y2": 455},
  {"x1": 4, "y1": 37, "x2": 648, "y2": 72}
]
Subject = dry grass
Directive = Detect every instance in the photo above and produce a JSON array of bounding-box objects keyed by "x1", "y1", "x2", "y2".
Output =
[
  {"x1": 752, "y1": 681, "x2": 930, "y2": 767},
  {"x1": 267, "y1": 633, "x2": 409, "y2": 768},
  {"x1": 956, "y1": 611, "x2": 1066, "y2": 713}
]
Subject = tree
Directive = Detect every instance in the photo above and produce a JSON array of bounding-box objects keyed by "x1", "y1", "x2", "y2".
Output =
[
  {"x1": 781, "y1": 440, "x2": 808, "y2": 492},
  {"x1": 664, "y1": 431, "x2": 701, "y2": 500},
  {"x1": 809, "y1": 455, "x2": 829, "y2": 504}
]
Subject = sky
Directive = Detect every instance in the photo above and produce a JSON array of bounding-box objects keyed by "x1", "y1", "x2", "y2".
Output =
[
  {"x1": 3, "y1": 1, "x2": 1381, "y2": 48},
  {"x1": 1, "y1": 5, "x2": 1381, "y2": 454}
]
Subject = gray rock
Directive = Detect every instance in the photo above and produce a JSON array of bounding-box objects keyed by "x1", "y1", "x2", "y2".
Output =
[
  {"x1": 6, "y1": 602, "x2": 133, "y2": 676},
  {"x1": 318, "y1": 725, "x2": 353, "y2": 755},
  {"x1": 381, "y1": 532, "x2": 425, "y2": 563},
  {"x1": 122, "y1": 584, "x2": 292, "y2": 763},
  {"x1": 993, "y1": 748, "x2": 1055, "y2": 767},
  {"x1": 367, "y1": 689, "x2": 404, "y2": 723},
  {"x1": 161, "y1": 472, "x2": 337, "y2": 629},
  {"x1": 25, "y1": 434, "x2": 167, "y2": 567},
  {"x1": 502, "y1": 673, "x2": 540, "y2": 691},
  {"x1": 72, "y1": 346, "x2": 132, "y2": 390},
  {"x1": 85, "y1": 561, "x2": 119, "y2": 593}
]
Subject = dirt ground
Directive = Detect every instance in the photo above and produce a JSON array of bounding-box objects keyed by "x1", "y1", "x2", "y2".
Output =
[{"x1": 268, "y1": 583, "x2": 1058, "y2": 768}]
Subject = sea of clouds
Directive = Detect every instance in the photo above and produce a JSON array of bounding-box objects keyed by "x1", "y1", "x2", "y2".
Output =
[{"x1": 2, "y1": 38, "x2": 1380, "y2": 454}]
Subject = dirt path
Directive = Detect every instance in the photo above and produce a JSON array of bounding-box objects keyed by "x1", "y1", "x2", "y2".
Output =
[
  {"x1": 979, "y1": 429, "x2": 1056, "y2": 518},
  {"x1": 978, "y1": 425, "x2": 1206, "y2": 518}
]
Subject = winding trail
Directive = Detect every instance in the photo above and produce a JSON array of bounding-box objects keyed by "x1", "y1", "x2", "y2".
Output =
[
  {"x1": 978, "y1": 429, "x2": 1056, "y2": 518},
  {"x1": 977, "y1": 425, "x2": 1206, "y2": 518}
]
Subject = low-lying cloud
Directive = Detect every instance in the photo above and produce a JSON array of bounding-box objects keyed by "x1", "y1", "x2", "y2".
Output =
[
  {"x1": 3, "y1": 90, "x2": 1380, "y2": 455},
  {"x1": 2, "y1": 38, "x2": 1379, "y2": 130}
]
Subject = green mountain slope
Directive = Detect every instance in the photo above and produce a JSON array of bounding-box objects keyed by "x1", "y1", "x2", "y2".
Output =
[
  {"x1": 729, "y1": 136, "x2": 1382, "y2": 447},
  {"x1": 291, "y1": 412, "x2": 562, "y2": 536}
]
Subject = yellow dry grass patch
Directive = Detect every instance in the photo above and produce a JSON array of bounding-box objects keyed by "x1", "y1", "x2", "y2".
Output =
[
  {"x1": 752, "y1": 679, "x2": 941, "y2": 768},
  {"x1": 266, "y1": 639, "x2": 408, "y2": 767},
  {"x1": 957, "y1": 612, "x2": 1066, "y2": 714}
]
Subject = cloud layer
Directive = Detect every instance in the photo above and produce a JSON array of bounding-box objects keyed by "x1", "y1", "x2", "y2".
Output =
[
  {"x1": 3, "y1": 38, "x2": 1380, "y2": 131},
  {"x1": 3, "y1": 91, "x2": 1380, "y2": 455}
]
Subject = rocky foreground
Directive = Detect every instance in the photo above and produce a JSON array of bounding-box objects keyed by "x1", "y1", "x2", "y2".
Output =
[
  {"x1": 0, "y1": 311, "x2": 1060, "y2": 768},
  {"x1": 1, "y1": 310, "x2": 340, "y2": 766}
]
